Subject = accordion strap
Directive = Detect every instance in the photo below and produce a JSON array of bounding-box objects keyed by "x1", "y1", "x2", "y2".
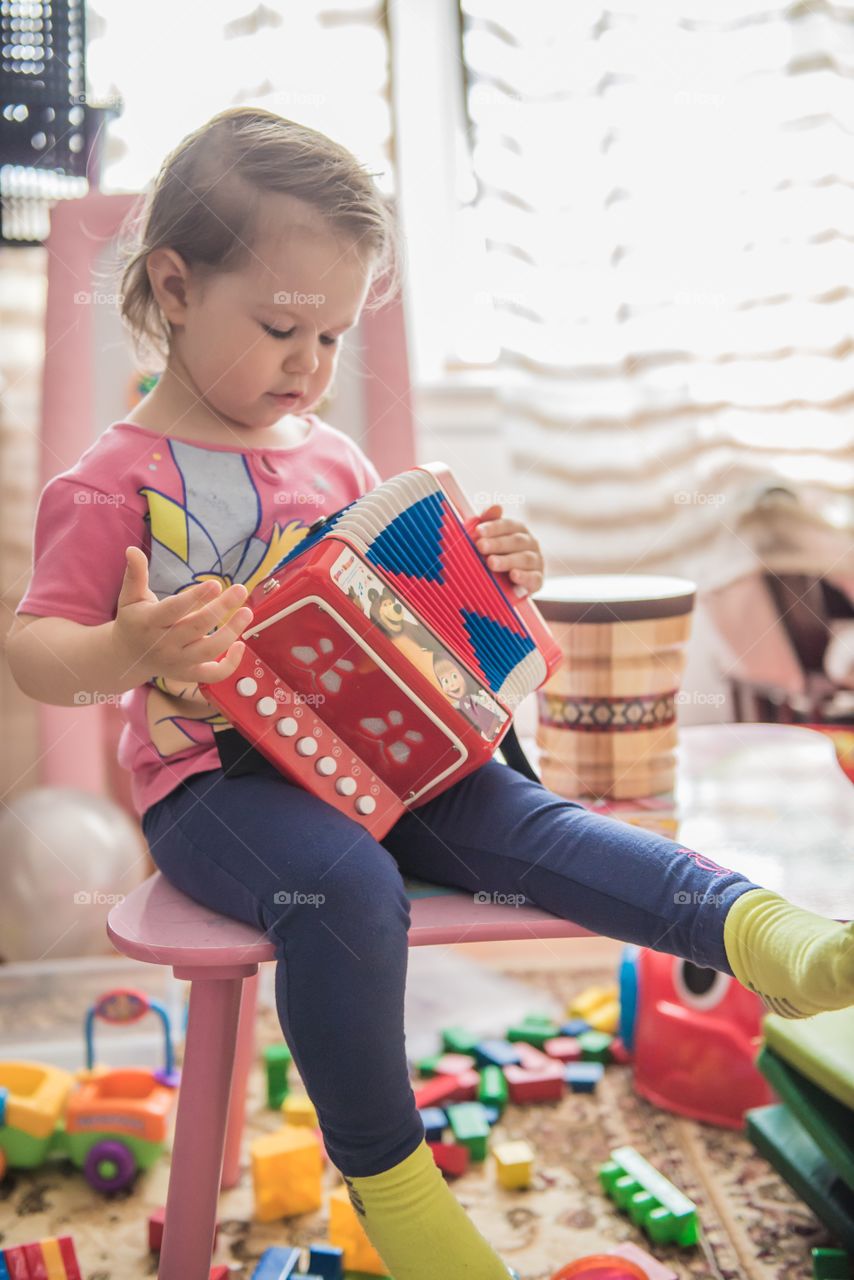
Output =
[{"x1": 497, "y1": 722, "x2": 541, "y2": 784}]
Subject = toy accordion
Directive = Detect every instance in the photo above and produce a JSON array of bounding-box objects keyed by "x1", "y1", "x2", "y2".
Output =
[{"x1": 199, "y1": 463, "x2": 562, "y2": 838}]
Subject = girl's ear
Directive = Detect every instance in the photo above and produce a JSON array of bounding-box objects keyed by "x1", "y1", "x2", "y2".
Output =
[{"x1": 147, "y1": 247, "x2": 193, "y2": 327}]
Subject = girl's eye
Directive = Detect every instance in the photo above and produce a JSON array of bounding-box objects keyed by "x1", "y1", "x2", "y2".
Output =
[{"x1": 261, "y1": 323, "x2": 338, "y2": 346}]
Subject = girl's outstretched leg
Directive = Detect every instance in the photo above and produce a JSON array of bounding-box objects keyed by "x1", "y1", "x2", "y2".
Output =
[{"x1": 382, "y1": 760, "x2": 854, "y2": 1018}]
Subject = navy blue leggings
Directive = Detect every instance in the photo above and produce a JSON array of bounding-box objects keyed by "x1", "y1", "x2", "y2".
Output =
[{"x1": 141, "y1": 758, "x2": 760, "y2": 1177}]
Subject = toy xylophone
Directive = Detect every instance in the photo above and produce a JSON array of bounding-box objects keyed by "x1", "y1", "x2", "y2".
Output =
[{"x1": 199, "y1": 463, "x2": 562, "y2": 838}]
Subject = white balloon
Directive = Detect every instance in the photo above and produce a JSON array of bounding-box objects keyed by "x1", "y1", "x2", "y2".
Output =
[{"x1": 0, "y1": 788, "x2": 149, "y2": 962}]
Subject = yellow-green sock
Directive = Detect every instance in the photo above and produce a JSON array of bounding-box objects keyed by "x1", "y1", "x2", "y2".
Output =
[
  {"x1": 724, "y1": 887, "x2": 854, "y2": 1018},
  {"x1": 342, "y1": 1137, "x2": 512, "y2": 1280}
]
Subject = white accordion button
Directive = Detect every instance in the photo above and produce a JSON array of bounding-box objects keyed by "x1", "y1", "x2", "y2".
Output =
[
  {"x1": 256, "y1": 696, "x2": 278, "y2": 717},
  {"x1": 275, "y1": 717, "x2": 298, "y2": 737},
  {"x1": 316, "y1": 756, "x2": 337, "y2": 776},
  {"x1": 236, "y1": 677, "x2": 258, "y2": 696},
  {"x1": 296, "y1": 737, "x2": 318, "y2": 756},
  {"x1": 335, "y1": 777, "x2": 357, "y2": 796},
  {"x1": 355, "y1": 795, "x2": 377, "y2": 815}
]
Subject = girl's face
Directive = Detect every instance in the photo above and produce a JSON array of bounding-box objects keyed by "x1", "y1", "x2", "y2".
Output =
[
  {"x1": 436, "y1": 660, "x2": 466, "y2": 700},
  {"x1": 150, "y1": 200, "x2": 374, "y2": 431}
]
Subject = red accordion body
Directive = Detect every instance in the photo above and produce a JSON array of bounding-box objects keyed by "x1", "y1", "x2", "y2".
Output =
[{"x1": 199, "y1": 463, "x2": 561, "y2": 837}]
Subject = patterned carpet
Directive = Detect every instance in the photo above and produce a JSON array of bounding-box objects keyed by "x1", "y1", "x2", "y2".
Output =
[{"x1": 0, "y1": 955, "x2": 840, "y2": 1280}]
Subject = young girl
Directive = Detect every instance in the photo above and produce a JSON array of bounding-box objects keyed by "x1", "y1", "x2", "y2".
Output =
[{"x1": 8, "y1": 108, "x2": 853, "y2": 1280}]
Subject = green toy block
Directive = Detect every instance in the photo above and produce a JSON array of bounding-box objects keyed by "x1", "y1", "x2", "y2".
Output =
[
  {"x1": 415, "y1": 1053, "x2": 445, "y2": 1078},
  {"x1": 441, "y1": 1026, "x2": 480, "y2": 1055},
  {"x1": 477, "y1": 1064, "x2": 508, "y2": 1113},
  {"x1": 747, "y1": 1104, "x2": 854, "y2": 1252},
  {"x1": 598, "y1": 1145, "x2": 700, "y2": 1247},
  {"x1": 447, "y1": 1102, "x2": 490, "y2": 1161},
  {"x1": 812, "y1": 1247, "x2": 853, "y2": 1280},
  {"x1": 757, "y1": 1046, "x2": 854, "y2": 1191},
  {"x1": 264, "y1": 1042, "x2": 292, "y2": 1109},
  {"x1": 578, "y1": 1029, "x2": 613, "y2": 1063},
  {"x1": 506, "y1": 1017, "x2": 561, "y2": 1048}
]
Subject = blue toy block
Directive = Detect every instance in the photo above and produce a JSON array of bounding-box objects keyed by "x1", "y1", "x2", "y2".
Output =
[
  {"x1": 481, "y1": 1104, "x2": 500, "y2": 1126},
  {"x1": 251, "y1": 1246, "x2": 301, "y2": 1279},
  {"x1": 0, "y1": 1084, "x2": 7, "y2": 1125},
  {"x1": 473, "y1": 1038, "x2": 522, "y2": 1068},
  {"x1": 306, "y1": 1243, "x2": 344, "y2": 1279},
  {"x1": 559, "y1": 1018, "x2": 591, "y2": 1037},
  {"x1": 565, "y1": 1062, "x2": 604, "y2": 1092},
  {"x1": 418, "y1": 1106, "x2": 448, "y2": 1141},
  {"x1": 0, "y1": 1253, "x2": 10, "y2": 1280}
]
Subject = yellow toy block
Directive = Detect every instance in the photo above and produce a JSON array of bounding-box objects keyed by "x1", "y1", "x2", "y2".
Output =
[
  {"x1": 493, "y1": 1139, "x2": 535, "y2": 1189},
  {"x1": 251, "y1": 1126, "x2": 323, "y2": 1220},
  {"x1": 329, "y1": 1183, "x2": 388, "y2": 1274},
  {"x1": 282, "y1": 1091, "x2": 319, "y2": 1127},
  {"x1": 586, "y1": 999, "x2": 620, "y2": 1034},
  {"x1": 39, "y1": 1238, "x2": 67, "y2": 1279},
  {"x1": 0, "y1": 1062, "x2": 76, "y2": 1141},
  {"x1": 568, "y1": 983, "x2": 619, "y2": 1031}
]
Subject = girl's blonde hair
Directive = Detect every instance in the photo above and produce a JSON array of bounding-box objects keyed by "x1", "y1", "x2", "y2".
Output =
[{"x1": 115, "y1": 106, "x2": 401, "y2": 369}]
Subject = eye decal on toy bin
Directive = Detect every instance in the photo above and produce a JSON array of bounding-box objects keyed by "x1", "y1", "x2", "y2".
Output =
[{"x1": 673, "y1": 960, "x2": 731, "y2": 1011}]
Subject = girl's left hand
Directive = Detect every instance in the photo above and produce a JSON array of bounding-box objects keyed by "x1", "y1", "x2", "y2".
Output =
[{"x1": 472, "y1": 503, "x2": 544, "y2": 598}]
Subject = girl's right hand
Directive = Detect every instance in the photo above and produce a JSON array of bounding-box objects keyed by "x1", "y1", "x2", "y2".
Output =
[{"x1": 112, "y1": 546, "x2": 254, "y2": 685}]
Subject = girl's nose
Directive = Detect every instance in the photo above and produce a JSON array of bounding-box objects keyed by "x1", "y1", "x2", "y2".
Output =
[{"x1": 284, "y1": 337, "x2": 320, "y2": 376}]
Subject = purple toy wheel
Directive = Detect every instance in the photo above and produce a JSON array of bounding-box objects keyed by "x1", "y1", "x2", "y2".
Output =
[{"x1": 83, "y1": 1139, "x2": 137, "y2": 1193}]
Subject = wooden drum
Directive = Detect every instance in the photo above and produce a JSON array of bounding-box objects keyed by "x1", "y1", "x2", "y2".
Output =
[{"x1": 533, "y1": 575, "x2": 696, "y2": 800}]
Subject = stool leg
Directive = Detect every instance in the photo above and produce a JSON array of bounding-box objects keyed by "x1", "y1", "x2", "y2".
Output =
[
  {"x1": 221, "y1": 968, "x2": 259, "y2": 1189},
  {"x1": 159, "y1": 973, "x2": 244, "y2": 1280}
]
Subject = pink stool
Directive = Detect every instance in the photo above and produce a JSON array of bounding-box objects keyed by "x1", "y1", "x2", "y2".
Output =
[{"x1": 107, "y1": 871, "x2": 590, "y2": 1279}]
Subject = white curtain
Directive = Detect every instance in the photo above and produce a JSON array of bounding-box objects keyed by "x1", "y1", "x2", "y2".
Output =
[
  {"x1": 87, "y1": 0, "x2": 394, "y2": 198},
  {"x1": 459, "y1": 0, "x2": 854, "y2": 593}
]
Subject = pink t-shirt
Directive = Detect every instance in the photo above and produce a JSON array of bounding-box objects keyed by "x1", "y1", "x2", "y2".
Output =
[{"x1": 16, "y1": 416, "x2": 381, "y2": 816}]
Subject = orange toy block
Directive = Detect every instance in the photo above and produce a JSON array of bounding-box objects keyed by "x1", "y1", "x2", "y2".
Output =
[
  {"x1": 251, "y1": 1126, "x2": 323, "y2": 1221},
  {"x1": 328, "y1": 1183, "x2": 388, "y2": 1274}
]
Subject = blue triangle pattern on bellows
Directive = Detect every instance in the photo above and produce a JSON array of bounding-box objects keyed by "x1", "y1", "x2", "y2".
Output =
[
  {"x1": 268, "y1": 504, "x2": 351, "y2": 575},
  {"x1": 463, "y1": 610, "x2": 536, "y2": 690},
  {"x1": 365, "y1": 492, "x2": 446, "y2": 582}
]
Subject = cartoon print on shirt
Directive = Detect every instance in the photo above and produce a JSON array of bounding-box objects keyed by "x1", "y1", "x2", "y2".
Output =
[{"x1": 138, "y1": 440, "x2": 319, "y2": 759}]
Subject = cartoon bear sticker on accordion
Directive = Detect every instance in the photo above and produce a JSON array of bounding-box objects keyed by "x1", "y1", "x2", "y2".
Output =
[{"x1": 199, "y1": 463, "x2": 562, "y2": 837}]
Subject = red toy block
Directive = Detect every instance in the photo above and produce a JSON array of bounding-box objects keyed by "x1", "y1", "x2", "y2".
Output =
[
  {"x1": 22, "y1": 1243, "x2": 48, "y2": 1280},
  {"x1": 150, "y1": 1205, "x2": 220, "y2": 1253},
  {"x1": 445, "y1": 1068, "x2": 480, "y2": 1102},
  {"x1": 4, "y1": 1248, "x2": 30, "y2": 1280},
  {"x1": 543, "y1": 1036, "x2": 583, "y2": 1063},
  {"x1": 414, "y1": 1074, "x2": 460, "y2": 1108},
  {"x1": 514, "y1": 1043, "x2": 555, "y2": 1071},
  {"x1": 148, "y1": 1205, "x2": 166, "y2": 1252},
  {"x1": 58, "y1": 1237, "x2": 83, "y2": 1280},
  {"x1": 434, "y1": 1052, "x2": 476, "y2": 1075},
  {"x1": 210, "y1": 1268, "x2": 230, "y2": 1280},
  {"x1": 609, "y1": 1036, "x2": 633, "y2": 1065},
  {"x1": 505, "y1": 1063, "x2": 564, "y2": 1103},
  {"x1": 428, "y1": 1139, "x2": 471, "y2": 1177}
]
